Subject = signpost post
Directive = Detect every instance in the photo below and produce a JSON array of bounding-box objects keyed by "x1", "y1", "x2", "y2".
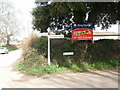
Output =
[
  {"x1": 47, "y1": 28, "x2": 51, "y2": 65},
  {"x1": 47, "y1": 27, "x2": 64, "y2": 65}
]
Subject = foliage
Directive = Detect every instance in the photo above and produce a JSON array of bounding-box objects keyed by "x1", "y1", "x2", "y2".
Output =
[
  {"x1": 22, "y1": 49, "x2": 48, "y2": 69},
  {"x1": 90, "y1": 59, "x2": 120, "y2": 69},
  {"x1": 17, "y1": 59, "x2": 120, "y2": 74},
  {"x1": 29, "y1": 36, "x2": 120, "y2": 68},
  {"x1": 32, "y1": 36, "x2": 48, "y2": 57},
  {"x1": 2, "y1": 44, "x2": 18, "y2": 51},
  {"x1": 17, "y1": 62, "x2": 69, "y2": 74},
  {"x1": 19, "y1": 34, "x2": 120, "y2": 74},
  {"x1": 0, "y1": 1, "x2": 21, "y2": 46},
  {"x1": 32, "y1": 2, "x2": 120, "y2": 33},
  {"x1": 21, "y1": 33, "x2": 38, "y2": 53},
  {"x1": 7, "y1": 46, "x2": 18, "y2": 51},
  {"x1": 21, "y1": 33, "x2": 48, "y2": 70},
  {"x1": 86, "y1": 39, "x2": 120, "y2": 63}
]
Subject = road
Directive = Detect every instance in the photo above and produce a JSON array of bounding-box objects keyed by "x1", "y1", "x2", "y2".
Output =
[
  {"x1": 0, "y1": 49, "x2": 22, "y2": 89},
  {"x1": 0, "y1": 50, "x2": 119, "y2": 88},
  {"x1": 0, "y1": 49, "x2": 22, "y2": 68}
]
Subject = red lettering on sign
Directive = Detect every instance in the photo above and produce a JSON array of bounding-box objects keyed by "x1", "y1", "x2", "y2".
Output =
[{"x1": 72, "y1": 28, "x2": 93, "y2": 40}]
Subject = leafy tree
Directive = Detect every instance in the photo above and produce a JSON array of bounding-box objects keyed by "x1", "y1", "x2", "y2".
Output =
[
  {"x1": 32, "y1": 2, "x2": 120, "y2": 33},
  {"x1": 0, "y1": 1, "x2": 20, "y2": 46}
]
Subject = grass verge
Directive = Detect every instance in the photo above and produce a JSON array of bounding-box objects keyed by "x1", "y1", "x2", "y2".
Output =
[
  {"x1": 17, "y1": 62, "x2": 69, "y2": 74},
  {"x1": 6, "y1": 45, "x2": 18, "y2": 51},
  {"x1": 17, "y1": 59, "x2": 120, "y2": 74},
  {"x1": 8, "y1": 47, "x2": 18, "y2": 51}
]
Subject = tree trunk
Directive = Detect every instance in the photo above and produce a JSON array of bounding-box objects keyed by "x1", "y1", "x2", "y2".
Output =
[{"x1": 6, "y1": 35, "x2": 10, "y2": 46}]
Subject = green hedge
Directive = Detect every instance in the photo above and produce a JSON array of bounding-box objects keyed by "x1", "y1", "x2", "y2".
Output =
[
  {"x1": 31, "y1": 37, "x2": 120, "y2": 68},
  {"x1": 19, "y1": 37, "x2": 120, "y2": 74}
]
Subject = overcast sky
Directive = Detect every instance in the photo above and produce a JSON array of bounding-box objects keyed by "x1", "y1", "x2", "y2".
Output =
[
  {"x1": 10, "y1": 0, "x2": 36, "y2": 39},
  {"x1": 10, "y1": 0, "x2": 35, "y2": 19}
]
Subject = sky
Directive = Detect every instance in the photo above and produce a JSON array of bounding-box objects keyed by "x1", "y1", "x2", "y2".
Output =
[
  {"x1": 10, "y1": 0, "x2": 36, "y2": 39},
  {"x1": 3, "y1": 0, "x2": 119, "y2": 40},
  {"x1": 10, "y1": 0, "x2": 35, "y2": 20}
]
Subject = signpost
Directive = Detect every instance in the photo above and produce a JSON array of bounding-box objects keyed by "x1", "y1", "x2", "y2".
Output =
[
  {"x1": 49, "y1": 35, "x2": 64, "y2": 39},
  {"x1": 47, "y1": 28, "x2": 51, "y2": 65},
  {"x1": 72, "y1": 23, "x2": 93, "y2": 40},
  {"x1": 47, "y1": 23, "x2": 92, "y2": 65},
  {"x1": 47, "y1": 27, "x2": 64, "y2": 65}
]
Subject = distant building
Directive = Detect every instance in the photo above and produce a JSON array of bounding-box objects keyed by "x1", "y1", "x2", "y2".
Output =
[{"x1": 93, "y1": 32, "x2": 119, "y2": 41}]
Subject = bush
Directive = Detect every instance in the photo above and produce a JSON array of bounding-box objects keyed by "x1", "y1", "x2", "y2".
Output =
[
  {"x1": 21, "y1": 33, "x2": 48, "y2": 69},
  {"x1": 7, "y1": 45, "x2": 18, "y2": 51},
  {"x1": 21, "y1": 33, "x2": 38, "y2": 53},
  {"x1": 32, "y1": 36, "x2": 48, "y2": 57},
  {"x1": 19, "y1": 34, "x2": 120, "y2": 74},
  {"x1": 31, "y1": 38, "x2": 120, "y2": 69},
  {"x1": 50, "y1": 39, "x2": 120, "y2": 69},
  {"x1": 90, "y1": 59, "x2": 120, "y2": 69}
]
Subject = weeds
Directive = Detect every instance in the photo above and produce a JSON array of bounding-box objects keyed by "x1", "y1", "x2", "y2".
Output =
[
  {"x1": 17, "y1": 63, "x2": 69, "y2": 74},
  {"x1": 17, "y1": 59, "x2": 120, "y2": 74}
]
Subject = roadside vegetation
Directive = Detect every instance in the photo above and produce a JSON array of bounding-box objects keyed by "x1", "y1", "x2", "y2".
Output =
[
  {"x1": 17, "y1": 59, "x2": 119, "y2": 74},
  {"x1": 1, "y1": 44, "x2": 18, "y2": 51},
  {"x1": 17, "y1": 33, "x2": 120, "y2": 74},
  {"x1": 6, "y1": 45, "x2": 18, "y2": 51}
]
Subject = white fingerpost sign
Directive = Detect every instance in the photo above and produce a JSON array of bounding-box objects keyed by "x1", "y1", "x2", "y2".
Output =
[
  {"x1": 47, "y1": 28, "x2": 64, "y2": 65},
  {"x1": 49, "y1": 35, "x2": 64, "y2": 39}
]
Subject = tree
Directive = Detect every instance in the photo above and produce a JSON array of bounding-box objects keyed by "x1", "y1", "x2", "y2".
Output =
[
  {"x1": 0, "y1": 1, "x2": 20, "y2": 46},
  {"x1": 32, "y1": 2, "x2": 120, "y2": 34}
]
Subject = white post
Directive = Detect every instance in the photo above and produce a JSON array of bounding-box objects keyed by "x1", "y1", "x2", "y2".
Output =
[{"x1": 47, "y1": 28, "x2": 50, "y2": 65}]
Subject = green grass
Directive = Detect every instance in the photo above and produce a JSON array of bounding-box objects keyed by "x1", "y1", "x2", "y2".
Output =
[
  {"x1": 71, "y1": 59, "x2": 120, "y2": 71},
  {"x1": 8, "y1": 47, "x2": 18, "y2": 51},
  {"x1": 17, "y1": 59, "x2": 120, "y2": 74},
  {"x1": 90, "y1": 59, "x2": 120, "y2": 69},
  {"x1": 17, "y1": 62, "x2": 69, "y2": 74}
]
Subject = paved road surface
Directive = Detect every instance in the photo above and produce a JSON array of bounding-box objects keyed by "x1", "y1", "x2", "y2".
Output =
[
  {"x1": 0, "y1": 50, "x2": 119, "y2": 88},
  {"x1": 0, "y1": 49, "x2": 22, "y2": 67}
]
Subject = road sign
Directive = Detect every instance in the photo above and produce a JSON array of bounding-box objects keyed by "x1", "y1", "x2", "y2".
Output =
[
  {"x1": 49, "y1": 35, "x2": 64, "y2": 38},
  {"x1": 63, "y1": 52, "x2": 74, "y2": 56},
  {"x1": 47, "y1": 34, "x2": 64, "y2": 65}
]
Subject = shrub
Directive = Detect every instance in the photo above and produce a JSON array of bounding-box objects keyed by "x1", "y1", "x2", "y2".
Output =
[
  {"x1": 21, "y1": 33, "x2": 38, "y2": 53},
  {"x1": 7, "y1": 44, "x2": 18, "y2": 51},
  {"x1": 21, "y1": 33, "x2": 48, "y2": 69},
  {"x1": 50, "y1": 39, "x2": 120, "y2": 68},
  {"x1": 32, "y1": 36, "x2": 48, "y2": 57},
  {"x1": 20, "y1": 34, "x2": 120, "y2": 74}
]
